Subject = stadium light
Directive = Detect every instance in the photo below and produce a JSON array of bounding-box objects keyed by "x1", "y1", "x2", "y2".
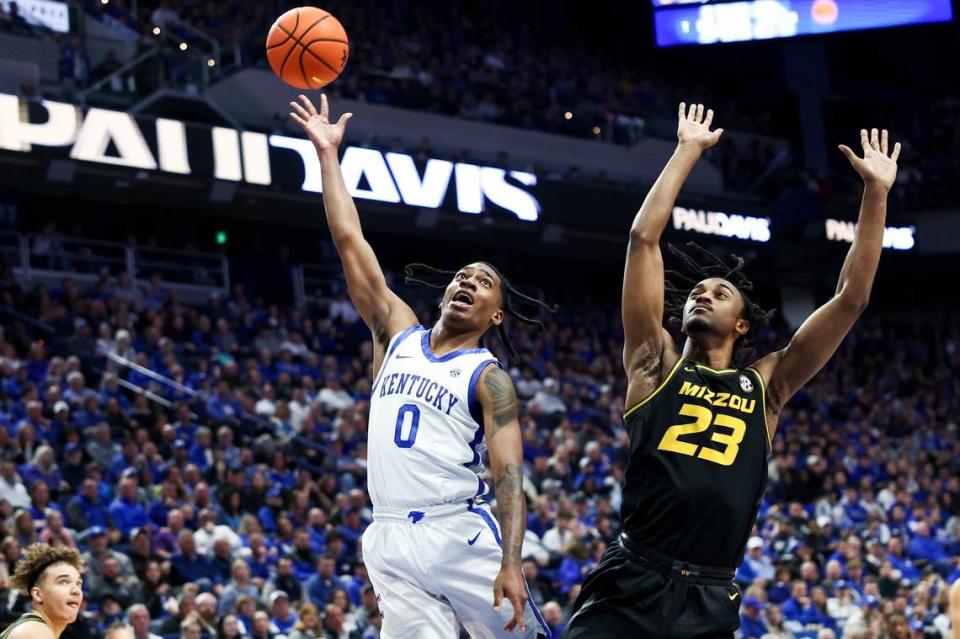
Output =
[
  {"x1": 100, "y1": 0, "x2": 108, "y2": 4},
  {"x1": 207, "y1": 59, "x2": 216, "y2": 67},
  {"x1": 563, "y1": 111, "x2": 573, "y2": 120},
  {"x1": 179, "y1": 42, "x2": 188, "y2": 51},
  {"x1": 152, "y1": 26, "x2": 161, "y2": 35},
  {"x1": 592, "y1": 126, "x2": 601, "y2": 135}
]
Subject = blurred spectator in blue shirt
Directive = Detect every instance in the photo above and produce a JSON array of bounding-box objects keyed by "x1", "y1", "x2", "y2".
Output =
[
  {"x1": 171, "y1": 529, "x2": 218, "y2": 588},
  {"x1": 305, "y1": 555, "x2": 339, "y2": 609},
  {"x1": 109, "y1": 475, "x2": 148, "y2": 537},
  {"x1": 739, "y1": 597, "x2": 768, "y2": 638},
  {"x1": 205, "y1": 381, "x2": 243, "y2": 422}
]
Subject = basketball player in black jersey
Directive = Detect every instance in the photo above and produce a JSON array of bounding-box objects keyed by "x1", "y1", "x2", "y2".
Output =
[{"x1": 561, "y1": 103, "x2": 901, "y2": 638}]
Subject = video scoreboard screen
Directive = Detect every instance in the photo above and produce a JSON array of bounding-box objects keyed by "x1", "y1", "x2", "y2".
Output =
[
  {"x1": 0, "y1": 0, "x2": 70, "y2": 33},
  {"x1": 652, "y1": 0, "x2": 953, "y2": 47}
]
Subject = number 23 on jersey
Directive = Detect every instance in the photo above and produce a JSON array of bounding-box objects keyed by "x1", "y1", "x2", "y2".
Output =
[{"x1": 657, "y1": 402, "x2": 746, "y2": 466}]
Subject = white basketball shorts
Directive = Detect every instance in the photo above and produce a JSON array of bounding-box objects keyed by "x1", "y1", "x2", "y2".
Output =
[{"x1": 362, "y1": 501, "x2": 551, "y2": 639}]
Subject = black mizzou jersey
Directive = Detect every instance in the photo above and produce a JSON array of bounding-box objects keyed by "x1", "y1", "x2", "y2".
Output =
[
  {"x1": 0, "y1": 612, "x2": 48, "y2": 639},
  {"x1": 620, "y1": 355, "x2": 770, "y2": 569}
]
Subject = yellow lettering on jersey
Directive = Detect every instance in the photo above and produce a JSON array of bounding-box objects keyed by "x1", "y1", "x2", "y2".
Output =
[
  {"x1": 679, "y1": 381, "x2": 700, "y2": 397},
  {"x1": 675, "y1": 384, "x2": 755, "y2": 414}
]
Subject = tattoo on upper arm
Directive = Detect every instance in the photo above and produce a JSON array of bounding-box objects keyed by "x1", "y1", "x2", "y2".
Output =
[
  {"x1": 766, "y1": 369, "x2": 787, "y2": 416},
  {"x1": 483, "y1": 367, "x2": 518, "y2": 434},
  {"x1": 630, "y1": 341, "x2": 663, "y2": 377}
]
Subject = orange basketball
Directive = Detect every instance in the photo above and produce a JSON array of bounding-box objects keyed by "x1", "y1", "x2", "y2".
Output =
[{"x1": 266, "y1": 7, "x2": 349, "y2": 90}]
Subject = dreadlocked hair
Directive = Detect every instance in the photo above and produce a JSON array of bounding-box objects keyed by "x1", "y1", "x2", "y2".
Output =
[
  {"x1": 664, "y1": 242, "x2": 774, "y2": 366},
  {"x1": 404, "y1": 262, "x2": 558, "y2": 362}
]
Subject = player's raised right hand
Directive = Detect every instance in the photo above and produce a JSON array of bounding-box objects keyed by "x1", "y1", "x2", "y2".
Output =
[
  {"x1": 838, "y1": 128, "x2": 901, "y2": 191},
  {"x1": 290, "y1": 93, "x2": 353, "y2": 152},
  {"x1": 677, "y1": 102, "x2": 723, "y2": 150}
]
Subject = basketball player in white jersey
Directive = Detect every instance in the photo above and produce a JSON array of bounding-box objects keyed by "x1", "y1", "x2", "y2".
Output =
[{"x1": 291, "y1": 94, "x2": 552, "y2": 638}]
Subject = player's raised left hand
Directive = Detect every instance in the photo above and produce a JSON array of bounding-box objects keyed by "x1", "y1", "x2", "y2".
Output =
[
  {"x1": 839, "y1": 128, "x2": 901, "y2": 190},
  {"x1": 494, "y1": 563, "x2": 527, "y2": 633}
]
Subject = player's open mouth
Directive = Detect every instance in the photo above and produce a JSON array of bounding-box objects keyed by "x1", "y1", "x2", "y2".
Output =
[
  {"x1": 691, "y1": 305, "x2": 710, "y2": 313},
  {"x1": 451, "y1": 291, "x2": 474, "y2": 307},
  {"x1": 67, "y1": 601, "x2": 80, "y2": 608}
]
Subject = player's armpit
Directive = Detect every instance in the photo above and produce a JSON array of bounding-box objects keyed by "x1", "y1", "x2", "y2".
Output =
[{"x1": 623, "y1": 325, "x2": 682, "y2": 414}]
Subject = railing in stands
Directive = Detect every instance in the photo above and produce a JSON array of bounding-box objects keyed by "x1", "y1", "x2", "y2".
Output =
[
  {"x1": 100, "y1": 347, "x2": 365, "y2": 469},
  {"x1": 0, "y1": 230, "x2": 229, "y2": 301},
  {"x1": 114, "y1": 375, "x2": 176, "y2": 410},
  {"x1": 291, "y1": 262, "x2": 343, "y2": 310},
  {"x1": 77, "y1": 19, "x2": 222, "y2": 107},
  {"x1": 0, "y1": 302, "x2": 55, "y2": 334},
  {"x1": 101, "y1": 349, "x2": 198, "y2": 398}
]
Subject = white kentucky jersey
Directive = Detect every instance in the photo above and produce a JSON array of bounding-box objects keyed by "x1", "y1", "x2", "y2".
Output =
[{"x1": 367, "y1": 324, "x2": 501, "y2": 510}]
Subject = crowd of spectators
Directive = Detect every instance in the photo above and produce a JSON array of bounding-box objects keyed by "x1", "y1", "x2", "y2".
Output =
[
  {"x1": 3, "y1": 0, "x2": 784, "y2": 190},
  {"x1": 0, "y1": 254, "x2": 955, "y2": 639},
  {"x1": 75, "y1": 0, "x2": 748, "y2": 139}
]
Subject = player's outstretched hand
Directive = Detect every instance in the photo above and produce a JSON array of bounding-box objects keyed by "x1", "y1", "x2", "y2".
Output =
[
  {"x1": 290, "y1": 93, "x2": 353, "y2": 152},
  {"x1": 494, "y1": 563, "x2": 527, "y2": 633},
  {"x1": 677, "y1": 102, "x2": 723, "y2": 150},
  {"x1": 839, "y1": 128, "x2": 901, "y2": 190}
]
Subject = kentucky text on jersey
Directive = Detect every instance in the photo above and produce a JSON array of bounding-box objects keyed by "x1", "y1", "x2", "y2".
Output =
[
  {"x1": 678, "y1": 381, "x2": 756, "y2": 414},
  {"x1": 377, "y1": 372, "x2": 461, "y2": 415}
]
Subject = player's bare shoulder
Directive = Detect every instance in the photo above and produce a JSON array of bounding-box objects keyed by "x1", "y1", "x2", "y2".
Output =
[{"x1": 6, "y1": 621, "x2": 56, "y2": 639}]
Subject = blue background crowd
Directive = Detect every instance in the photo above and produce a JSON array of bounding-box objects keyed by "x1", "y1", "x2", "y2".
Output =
[
  {"x1": 0, "y1": 1, "x2": 957, "y2": 637},
  {"x1": 0, "y1": 266, "x2": 955, "y2": 639}
]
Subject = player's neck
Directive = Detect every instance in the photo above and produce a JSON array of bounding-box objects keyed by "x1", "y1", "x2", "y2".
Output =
[
  {"x1": 429, "y1": 321, "x2": 484, "y2": 356},
  {"x1": 32, "y1": 605, "x2": 65, "y2": 638},
  {"x1": 681, "y1": 337, "x2": 735, "y2": 371}
]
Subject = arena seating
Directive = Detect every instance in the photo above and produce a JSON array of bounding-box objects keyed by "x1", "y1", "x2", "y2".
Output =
[{"x1": 0, "y1": 236, "x2": 956, "y2": 638}]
